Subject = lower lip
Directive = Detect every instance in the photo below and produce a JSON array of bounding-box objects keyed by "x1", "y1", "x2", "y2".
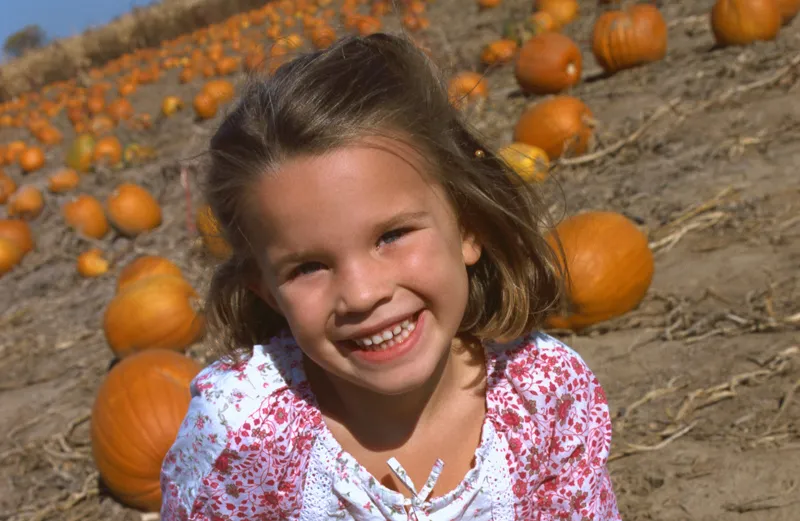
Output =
[{"x1": 348, "y1": 312, "x2": 425, "y2": 364}]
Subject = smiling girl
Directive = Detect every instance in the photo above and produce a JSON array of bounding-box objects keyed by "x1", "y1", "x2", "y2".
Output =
[{"x1": 160, "y1": 33, "x2": 621, "y2": 520}]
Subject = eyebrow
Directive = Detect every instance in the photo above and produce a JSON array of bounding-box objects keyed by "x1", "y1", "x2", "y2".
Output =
[{"x1": 272, "y1": 210, "x2": 430, "y2": 269}]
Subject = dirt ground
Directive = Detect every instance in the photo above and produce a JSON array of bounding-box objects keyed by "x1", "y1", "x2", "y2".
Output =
[{"x1": 1, "y1": 1, "x2": 798, "y2": 520}]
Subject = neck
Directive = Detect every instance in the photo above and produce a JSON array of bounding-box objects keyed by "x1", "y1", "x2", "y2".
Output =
[{"x1": 306, "y1": 337, "x2": 485, "y2": 451}]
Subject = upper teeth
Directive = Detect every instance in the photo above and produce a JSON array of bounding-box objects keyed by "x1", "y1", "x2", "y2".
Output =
[{"x1": 355, "y1": 318, "x2": 416, "y2": 348}]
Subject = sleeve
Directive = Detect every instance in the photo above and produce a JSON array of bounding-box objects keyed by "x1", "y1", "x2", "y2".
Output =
[
  {"x1": 160, "y1": 371, "x2": 232, "y2": 521},
  {"x1": 534, "y1": 346, "x2": 621, "y2": 521}
]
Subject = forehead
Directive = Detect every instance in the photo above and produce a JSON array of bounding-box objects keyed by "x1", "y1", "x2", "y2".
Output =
[{"x1": 250, "y1": 138, "x2": 454, "y2": 246}]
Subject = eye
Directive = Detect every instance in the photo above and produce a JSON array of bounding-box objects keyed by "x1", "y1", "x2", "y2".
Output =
[
  {"x1": 379, "y1": 228, "x2": 410, "y2": 246},
  {"x1": 289, "y1": 261, "x2": 325, "y2": 279}
]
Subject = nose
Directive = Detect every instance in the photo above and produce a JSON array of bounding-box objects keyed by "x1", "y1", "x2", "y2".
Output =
[{"x1": 334, "y1": 255, "x2": 393, "y2": 316}]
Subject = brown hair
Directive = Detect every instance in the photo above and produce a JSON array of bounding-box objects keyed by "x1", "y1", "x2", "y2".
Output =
[{"x1": 203, "y1": 32, "x2": 564, "y2": 359}]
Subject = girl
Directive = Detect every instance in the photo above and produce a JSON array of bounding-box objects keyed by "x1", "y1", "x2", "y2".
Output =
[{"x1": 161, "y1": 33, "x2": 621, "y2": 520}]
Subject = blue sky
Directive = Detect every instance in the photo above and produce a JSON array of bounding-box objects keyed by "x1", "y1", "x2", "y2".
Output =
[{"x1": 1, "y1": 0, "x2": 155, "y2": 53}]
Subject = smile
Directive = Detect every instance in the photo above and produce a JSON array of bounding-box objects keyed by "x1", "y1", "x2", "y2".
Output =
[{"x1": 353, "y1": 315, "x2": 418, "y2": 351}]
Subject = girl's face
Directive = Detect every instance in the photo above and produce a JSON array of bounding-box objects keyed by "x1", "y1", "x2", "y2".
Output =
[{"x1": 250, "y1": 137, "x2": 481, "y2": 396}]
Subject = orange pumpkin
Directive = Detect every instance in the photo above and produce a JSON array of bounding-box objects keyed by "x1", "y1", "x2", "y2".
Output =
[
  {"x1": 90, "y1": 349, "x2": 201, "y2": 511},
  {"x1": 48, "y1": 169, "x2": 81, "y2": 193},
  {"x1": 515, "y1": 32, "x2": 582, "y2": 95},
  {"x1": 0, "y1": 219, "x2": 34, "y2": 254},
  {"x1": 710, "y1": 0, "x2": 781, "y2": 46},
  {"x1": 202, "y1": 79, "x2": 236, "y2": 104},
  {"x1": 193, "y1": 92, "x2": 218, "y2": 120},
  {"x1": 161, "y1": 96, "x2": 184, "y2": 117},
  {"x1": 63, "y1": 195, "x2": 110, "y2": 239},
  {"x1": 196, "y1": 204, "x2": 233, "y2": 259},
  {"x1": 592, "y1": 4, "x2": 668, "y2": 74},
  {"x1": 106, "y1": 183, "x2": 163, "y2": 236},
  {"x1": 103, "y1": 275, "x2": 205, "y2": 357},
  {"x1": 19, "y1": 146, "x2": 46, "y2": 173},
  {"x1": 514, "y1": 96, "x2": 593, "y2": 159},
  {"x1": 117, "y1": 255, "x2": 183, "y2": 293},
  {"x1": 536, "y1": 0, "x2": 579, "y2": 29},
  {"x1": 447, "y1": 72, "x2": 489, "y2": 108},
  {"x1": 0, "y1": 169, "x2": 16, "y2": 204},
  {"x1": 7, "y1": 186, "x2": 44, "y2": 220},
  {"x1": 77, "y1": 248, "x2": 109, "y2": 277},
  {"x1": 93, "y1": 136, "x2": 124, "y2": 167},
  {"x1": 545, "y1": 211, "x2": 654, "y2": 330},
  {"x1": 480, "y1": 39, "x2": 518, "y2": 66},
  {"x1": 0, "y1": 237, "x2": 22, "y2": 277}
]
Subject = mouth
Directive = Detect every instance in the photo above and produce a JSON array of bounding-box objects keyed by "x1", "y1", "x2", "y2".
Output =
[{"x1": 346, "y1": 311, "x2": 422, "y2": 352}]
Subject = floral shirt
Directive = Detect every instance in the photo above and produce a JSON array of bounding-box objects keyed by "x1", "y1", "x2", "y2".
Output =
[{"x1": 160, "y1": 331, "x2": 621, "y2": 520}]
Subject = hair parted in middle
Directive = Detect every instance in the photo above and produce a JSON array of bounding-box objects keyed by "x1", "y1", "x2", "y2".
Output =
[{"x1": 201, "y1": 32, "x2": 565, "y2": 358}]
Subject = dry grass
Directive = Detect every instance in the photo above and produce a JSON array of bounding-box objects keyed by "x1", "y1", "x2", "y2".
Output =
[{"x1": 0, "y1": 0, "x2": 272, "y2": 100}]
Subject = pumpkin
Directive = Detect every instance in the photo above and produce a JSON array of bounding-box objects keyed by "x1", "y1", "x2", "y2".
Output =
[
  {"x1": 480, "y1": 39, "x2": 518, "y2": 66},
  {"x1": 592, "y1": 4, "x2": 668, "y2": 74},
  {"x1": 536, "y1": 0, "x2": 579, "y2": 29},
  {"x1": 48, "y1": 169, "x2": 81, "y2": 193},
  {"x1": 107, "y1": 98, "x2": 135, "y2": 121},
  {"x1": 545, "y1": 211, "x2": 654, "y2": 330},
  {"x1": 19, "y1": 146, "x2": 46, "y2": 173},
  {"x1": 117, "y1": 255, "x2": 183, "y2": 293},
  {"x1": 0, "y1": 237, "x2": 22, "y2": 277},
  {"x1": 777, "y1": 0, "x2": 800, "y2": 23},
  {"x1": 103, "y1": 275, "x2": 205, "y2": 357},
  {"x1": 77, "y1": 248, "x2": 109, "y2": 277},
  {"x1": 93, "y1": 136, "x2": 124, "y2": 167},
  {"x1": 0, "y1": 169, "x2": 16, "y2": 204},
  {"x1": 514, "y1": 96, "x2": 593, "y2": 159},
  {"x1": 63, "y1": 195, "x2": 110, "y2": 239},
  {"x1": 447, "y1": 72, "x2": 489, "y2": 108},
  {"x1": 710, "y1": 0, "x2": 781, "y2": 46},
  {"x1": 66, "y1": 134, "x2": 96, "y2": 173},
  {"x1": 202, "y1": 79, "x2": 236, "y2": 104},
  {"x1": 193, "y1": 92, "x2": 218, "y2": 120},
  {"x1": 106, "y1": 183, "x2": 163, "y2": 236},
  {"x1": 196, "y1": 204, "x2": 233, "y2": 259},
  {"x1": 515, "y1": 32, "x2": 582, "y2": 95},
  {"x1": 161, "y1": 96, "x2": 184, "y2": 117},
  {"x1": 0, "y1": 219, "x2": 34, "y2": 254},
  {"x1": 7, "y1": 186, "x2": 44, "y2": 220},
  {"x1": 90, "y1": 349, "x2": 201, "y2": 511},
  {"x1": 498, "y1": 143, "x2": 550, "y2": 183}
]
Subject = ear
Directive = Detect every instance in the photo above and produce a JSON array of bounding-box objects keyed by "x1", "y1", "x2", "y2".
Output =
[{"x1": 461, "y1": 228, "x2": 482, "y2": 267}]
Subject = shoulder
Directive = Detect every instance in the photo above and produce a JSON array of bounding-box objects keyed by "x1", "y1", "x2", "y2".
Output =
[{"x1": 161, "y1": 334, "x2": 322, "y2": 519}]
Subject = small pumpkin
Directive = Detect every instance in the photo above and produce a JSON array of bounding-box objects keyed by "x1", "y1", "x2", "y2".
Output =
[
  {"x1": 77, "y1": 248, "x2": 109, "y2": 277},
  {"x1": 66, "y1": 134, "x2": 96, "y2": 173},
  {"x1": 447, "y1": 72, "x2": 489, "y2": 108},
  {"x1": 48, "y1": 169, "x2": 81, "y2": 193},
  {"x1": 545, "y1": 211, "x2": 654, "y2": 330},
  {"x1": 515, "y1": 32, "x2": 582, "y2": 95},
  {"x1": 196, "y1": 204, "x2": 233, "y2": 259},
  {"x1": 106, "y1": 183, "x2": 163, "y2": 236},
  {"x1": 161, "y1": 96, "x2": 184, "y2": 117},
  {"x1": 480, "y1": 39, "x2": 518, "y2": 67},
  {"x1": 514, "y1": 96, "x2": 593, "y2": 159},
  {"x1": 63, "y1": 194, "x2": 110, "y2": 239},
  {"x1": 103, "y1": 275, "x2": 205, "y2": 357},
  {"x1": 7, "y1": 186, "x2": 44, "y2": 220},
  {"x1": 536, "y1": 0, "x2": 579, "y2": 29},
  {"x1": 497, "y1": 143, "x2": 550, "y2": 183},
  {"x1": 117, "y1": 255, "x2": 183, "y2": 293},
  {"x1": 202, "y1": 79, "x2": 236, "y2": 104},
  {"x1": 90, "y1": 349, "x2": 201, "y2": 511},
  {"x1": 93, "y1": 136, "x2": 124, "y2": 167},
  {"x1": 0, "y1": 169, "x2": 16, "y2": 204},
  {"x1": 710, "y1": 0, "x2": 781, "y2": 46},
  {"x1": 0, "y1": 219, "x2": 34, "y2": 254},
  {"x1": 19, "y1": 146, "x2": 46, "y2": 173},
  {"x1": 193, "y1": 92, "x2": 218, "y2": 120},
  {"x1": 592, "y1": 4, "x2": 668, "y2": 74},
  {"x1": 0, "y1": 237, "x2": 22, "y2": 277}
]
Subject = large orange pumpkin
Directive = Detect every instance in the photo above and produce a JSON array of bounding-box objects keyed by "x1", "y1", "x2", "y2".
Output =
[
  {"x1": 90, "y1": 349, "x2": 201, "y2": 512},
  {"x1": 777, "y1": 0, "x2": 800, "y2": 23},
  {"x1": 103, "y1": 275, "x2": 205, "y2": 357},
  {"x1": 0, "y1": 219, "x2": 34, "y2": 254},
  {"x1": 710, "y1": 0, "x2": 781, "y2": 46},
  {"x1": 545, "y1": 211, "x2": 654, "y2": 330},
  {"x1": 515, "y1": 32, "x2": 582, "y2": 95},
  {"x1": 592, "y1": 4, "x2": 668, "y2": 74},
  {"x1": 514, "y1": 96, "x2": 593, "y2": 159}
]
